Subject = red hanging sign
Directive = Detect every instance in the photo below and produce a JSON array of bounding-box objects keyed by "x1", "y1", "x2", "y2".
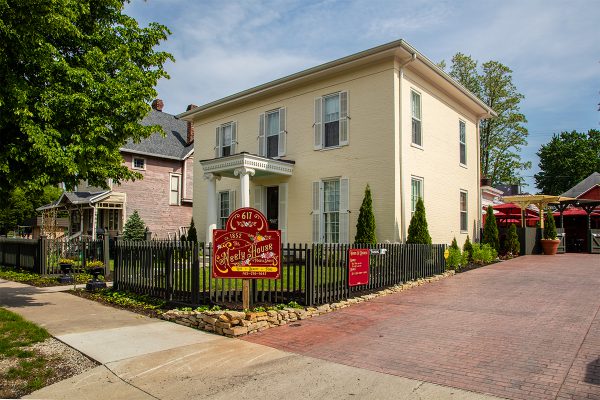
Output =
[
  {"x1": 212, "y1": 207, "x2": 281, "y2": 279},
  {"x1": 348, "y1": 248, "x2": 370, "y2": 286}
]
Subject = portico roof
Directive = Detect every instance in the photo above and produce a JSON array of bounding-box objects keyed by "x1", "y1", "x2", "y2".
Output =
[{"x1": 200, "y1": 152, "x2": 295, "y2": 178}]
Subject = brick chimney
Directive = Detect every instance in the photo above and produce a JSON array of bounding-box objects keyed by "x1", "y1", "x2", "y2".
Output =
[
  {"x1": 186, "y1": 104, "x2": 198, "y2": 144},
  {"x1": 151, "y1": 99, "x2": 164, "y2": 111}
]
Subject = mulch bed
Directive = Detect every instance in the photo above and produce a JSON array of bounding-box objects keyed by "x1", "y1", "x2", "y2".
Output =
[{"x1": 66, "y1": 289, "x2": 167, "y2": 319}]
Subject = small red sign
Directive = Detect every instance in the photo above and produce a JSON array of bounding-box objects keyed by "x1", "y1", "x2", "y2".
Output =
[
  {"x1": 348, "y1": 248, "x2": 370, "y2": 286},
  {"x1": 213, "y1": 208, "x2": 281, "y2": 279}
]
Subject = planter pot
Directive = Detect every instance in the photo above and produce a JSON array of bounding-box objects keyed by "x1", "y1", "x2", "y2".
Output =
[
  {"x1": 540, "y1": 239, "x2": 560, "y2": 255},
  {"x1": 59, "y1": 263, "x2": 73, "y2": 274}
]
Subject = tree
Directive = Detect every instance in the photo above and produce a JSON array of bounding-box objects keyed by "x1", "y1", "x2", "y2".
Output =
[
  {"x1": 0, "y1": 186, "x2": 62, "y2": 235},
  {"x1": 354, "y1": 184, "x2": 377, "y2": 244},
  {"x1": 534, "y1": 130, "x2": 600, "y2": 194},
  {"x1": 444, "y1": 53, "x2": 530, "y2": 185},
  {"x1": 482, "y1": 206, "x2": 499, "y2": 251},
  {"x1": 406, "y1": 198, "x2": 432, "y2": 244},
  {"x1": 504, "y1": 223, "x2": 520, "y2": 256},
  {"x1": 463, "y1": 235, "x2": 473, "y2": 261},
  {"x1": 122, "y1": 210, "x2": 146, "y2": 241},
  {"x1": 0, "y1": 1, "x2": 172, "y2": 198},
  {"x1": 187, "y1": 217, "x2": 198, "y2": 243},
  {"x1": 450, "y1": 237, "x2": 459, "y2": 250}
]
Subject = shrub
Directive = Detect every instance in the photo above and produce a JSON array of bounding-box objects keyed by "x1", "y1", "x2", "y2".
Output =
[
  {"x1": 406, "y1": 198, "x2": 432, "y2": 244},
  {"x1": 123, "y1": 210, "x2": 146, "y2": 241},
  {"x1": 472, "y1": 243, "x2": 497, "y2": 264},
  {"x1": 544, "y1": 209, "x2": 557, "y2": 240},
  {"x1": 354, "y1": 184, "x2": 377, "y2": 244},
  {"x1": 450, "y1": 237, "x2": 459, "y2": 250},
  {"x1": 483, "y1": 205, "x2": 499, "y2": 252},
  {"x1": 187, "y1": 217, "x2": 198, "y2": 243},
  {"x1": 504, "y1": 223, "x2": 520, "y2": 256},
  {"x1": 463, "y1": 235, "x2": 473, "y2": 261},
  {"x1": 446, "y1": 247, "x2": 463, "y2": 270}
]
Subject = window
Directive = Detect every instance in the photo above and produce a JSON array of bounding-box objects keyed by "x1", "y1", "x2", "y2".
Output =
[
  {"x1": 460, "y1": 190, "x2": 468, "y2": 232},
  {"x1": 312, "y1": 178, "x2": 349, "y2": 243},
  {"x1": 411, "y1": 90, "x2": 422, "y2": 146},
  {"x1": 169, "y1": 174, "x2": 181, "y2": 205},
  {"x1": 314, "y1": 91, "x2": 348, "y2": 150},
  {"x1": 215, "y1": 122, "x2": 237, "y2": 158},
  {"x1": 218, "y1": 191, "x2": 231, "y2": 229},
  {"x1": 411, "y1": 177, "x2": 423, "y2": 215},
  {"x1": 259, "y1": 108, "x2": 286, "y2": 158},
  {"x1": 323, "y1": 180, "x2": 340, "y2": 243},
  {"x1": 459, "y1": 120, "x2": 466, "y2": 165},
  {"x1": 133, "y1": 157, "x2": 145, "y2": 170}
]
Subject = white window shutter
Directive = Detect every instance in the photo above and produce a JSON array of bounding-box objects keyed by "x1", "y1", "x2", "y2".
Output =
[
  {"x1": 229, "y1": 189, "x2": 237, "y2": 212},
  {"x1": 340, "y1": 91, "x2": 349, "y2": 146},
  {"x1": 313, "y1": 97, "x2": 322, "y2": 150},
  {"x1": 278, "y1": 182, "x2": 288, "y2": 244},
  {"x1": 258, "y1": 113, "x2": 265, "y2": 156},
  {"x1": 278, "y1": 107, "x2": 286, "y2": 157},
  {"x1": 215, "y1": 126, "x2": 221, "y2": 158},
  {"x1": 253, "y1": 185, "x2": 264, "y2": 214},
  {"x1": 230, "y1": 122, "x2": 237, "y2": 154},
  {"x1": 339, "y1": 177, "x2": 350, "y2": 244},
  {"x1": 312, "y1": 181, "x2": 321, "y2": 243}
]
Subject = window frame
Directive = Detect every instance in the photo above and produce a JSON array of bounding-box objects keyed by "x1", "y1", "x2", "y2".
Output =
[
  {"x1": 132, "y1": 157, "x2": 146, "y2": 170},
  {"x1": 322, "y1": 179, "x2": 341, "y2": 243},
  {"x1": 411, "y1": 90, "x2": 422, "y2": 147},
  {"x1": 169, "y1": 173, "x2": 181, "y2": 206},
  {"x1": 459, "y1": 120, "x2": 467, "y2": 166},
  {"x1": 218, "y1": 191, "x2": 231, "y2": 229},
  {"x1": 410, "y1": 176, "x2": 424, "y2": 216},
  {"x1": 460, "y1": 190, "x2": 468, "y2": 233},
  {"x1": 323, "y1": 93, "x2": 341, "y2": 149},
  {"x1": 265, "y1": 109, "x2": 280, "y2": 158},
  {"x1": 220, "y1": 122, "x2": 233, "y2": 157}
]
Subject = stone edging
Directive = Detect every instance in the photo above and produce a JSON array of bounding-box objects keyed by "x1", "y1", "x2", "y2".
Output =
[{"x1": 160, "y1": 270, "x2": 455, "y2": 338}]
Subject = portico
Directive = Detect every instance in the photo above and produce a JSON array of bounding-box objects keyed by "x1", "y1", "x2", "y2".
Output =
[{"x1": 200, "y1": 152, "x2": 294, "y2": 242}]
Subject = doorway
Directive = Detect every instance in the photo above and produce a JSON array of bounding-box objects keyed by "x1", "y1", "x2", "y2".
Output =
[{"x1": 266, "y1": 186, "x2": 278, "y2": 230}]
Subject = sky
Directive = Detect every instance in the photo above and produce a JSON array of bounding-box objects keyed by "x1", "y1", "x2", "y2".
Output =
[{"x1": 125, "y1": 0, "x2": 599, "y2": 193}]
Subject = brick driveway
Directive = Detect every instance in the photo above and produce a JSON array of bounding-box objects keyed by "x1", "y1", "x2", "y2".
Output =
[{"x1": 244, "y1": 254, "x2": 600, "y2": 400}]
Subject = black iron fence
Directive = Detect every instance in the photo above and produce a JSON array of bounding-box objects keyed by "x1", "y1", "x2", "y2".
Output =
[
  {"x1": 113, "y1": 241, "x2": 446, "y2": 308},
  {"x1": 0, "y1": 238, "x2": 40, "y2": 271}
]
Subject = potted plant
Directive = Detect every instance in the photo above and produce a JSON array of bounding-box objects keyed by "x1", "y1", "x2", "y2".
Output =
[
  {"x1": 540, "y1": 209, "x2": 560, "y2": 255},
  {"x1": 85, "y1": 260, "x2": 107, "y2": 290},
  {"x1": 58, "y1": 258, "x2": 75, "y2": 274}
]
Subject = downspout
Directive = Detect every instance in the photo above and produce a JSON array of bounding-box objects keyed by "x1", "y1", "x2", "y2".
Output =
[{"x1": 399, "y1": 53, "x2": 416, "y2": 243}]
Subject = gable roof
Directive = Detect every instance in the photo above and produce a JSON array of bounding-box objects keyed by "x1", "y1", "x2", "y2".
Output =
[
  {"x1": 561, "y1": 172, "x2": 600, "y2": 198},
  {"x1": 121, "y1": 109, "x2": 193, "y2": 160},
  {"x1": 178, "y1": 39, "x2": 496, "y2": 121}
]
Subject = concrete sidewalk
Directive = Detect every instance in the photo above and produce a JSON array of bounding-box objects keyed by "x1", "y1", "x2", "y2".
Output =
[{"x1": 0, "y1": 279, "x2": 500, "y2": 400}]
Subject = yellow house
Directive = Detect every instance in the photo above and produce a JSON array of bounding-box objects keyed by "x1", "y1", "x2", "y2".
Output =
[{"x1": 180, "y1": 39, "x2": 495, "y2": 245}]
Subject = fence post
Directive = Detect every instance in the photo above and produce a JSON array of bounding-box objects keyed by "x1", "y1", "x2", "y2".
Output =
[
  {"x1": 38, "y1": 236, "x2": 47, "y2": 275},
  {"x1": 165, "y1": 245, "x2": 173, "y2": 302},
  {"x1": 15, "y1": 241, "x2": 21, "y2": 269},
  {"x1": 305, "y1": 246, "x2": 313, "y2": 306},
  {"x1": 82, "y1": 241, "x2": 87, "y2": 269},
  {"x1": 103, "y1": 235, "x2": 110, "y2": 278},
  {"x1": 191, "y1": 242, "x2": 200, "y2": 305}
]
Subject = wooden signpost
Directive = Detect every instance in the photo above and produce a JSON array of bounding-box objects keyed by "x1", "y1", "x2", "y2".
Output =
[{"x1": 213, "y1": 207, "x2": 281, "y2": 309}]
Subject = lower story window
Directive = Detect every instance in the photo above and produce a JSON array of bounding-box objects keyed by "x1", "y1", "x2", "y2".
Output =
[
  {"x1": 411, "y1": 177, "x2": 423, "y2": 216},
  {"x1": 460, "y1": 190, "x2": 468, "y2": 232},
  {"x1": 323, "y1": 179, "x2": 340, "y2": 243},
  {"x1": 218, "y1": 191, "x2": 231, "y2": 229}
]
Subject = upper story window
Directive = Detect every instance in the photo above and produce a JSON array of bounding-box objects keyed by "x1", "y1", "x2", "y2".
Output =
[
  {"x1": 169, "y1": 173, "x2": 181, "y2": 205},
  {"x1": 459, "y1": 120, "x2": 467, "y2": 165},
  {"x1": 258, "y1": 108, "x2": 286, "y2": 158},
  {"x1": 133, "y1": 157, "x2": 145, "y2": 170},
  {"x1": 215, "y1": 122, "x2": 237, "y2": 158},
  {"x1": 460, "y1": 190, "x2": 468, "y2": 232},
  {"x1": 411, "y1": 176, "x2": 423, "y2": 216},
  {"x1": 313, "y1": 91, "x2": 349, "y2": 150},
  {"x1": 411, "y1": 90, "x2": 422, "y2": 146}
]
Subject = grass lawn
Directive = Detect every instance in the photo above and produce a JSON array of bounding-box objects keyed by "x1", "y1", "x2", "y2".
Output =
[{"x1": 0, "y1": 308, "x2": 51, "y2": 397}]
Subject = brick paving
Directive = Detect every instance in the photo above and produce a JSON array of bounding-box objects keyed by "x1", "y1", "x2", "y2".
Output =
[{"x1": 243, "y1": 254, "x2": 600, "y2": 400}]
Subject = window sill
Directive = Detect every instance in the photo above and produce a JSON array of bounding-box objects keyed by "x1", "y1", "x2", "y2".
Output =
[
  {"x1": 410, "y1": 143, "x2": 424, "y2": 151},
  {"x1": 459, "y1": 163, "x2": 468, "y2": 169},
  {"x1": 316, "y1": 145, "x2": 346, "y2": 152}
]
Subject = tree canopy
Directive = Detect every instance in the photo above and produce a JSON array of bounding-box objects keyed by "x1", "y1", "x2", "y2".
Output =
[
  {"x1": 122, "y1": 210, "x2": 146, "y2": 241},
  {"x1": 0, "y1": 0, "x2": 172, "y2": 197},
  {"x1": 534, "y1": 129, "x2": 600, "y2": 195},
  {"x1": 0, "y1": 186, "x2": 63, "y2": 235},
  {"x1": 445, "y1": 53, "x2": 530, "y2": 185}
]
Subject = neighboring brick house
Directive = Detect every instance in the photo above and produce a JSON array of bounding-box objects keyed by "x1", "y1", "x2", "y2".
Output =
[
  {"x1": 37, "y1": 100, "x2": 195, "y2": 239},
  {"x1": 181, "y1": 39, "x2": 496, "y2": 245}
]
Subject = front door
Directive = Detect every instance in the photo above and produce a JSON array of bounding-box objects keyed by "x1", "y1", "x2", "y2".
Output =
[{"x1": 266, "y1": 186, "x2": 279, "y2": 230}]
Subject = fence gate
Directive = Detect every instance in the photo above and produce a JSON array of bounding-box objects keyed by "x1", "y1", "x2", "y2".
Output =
[
  {"x1": 590, "y1": 229, "x2": 600, "y2": 254},
  {"x1": 557, "y1": 229, "x2": 566, "y2": 254}
]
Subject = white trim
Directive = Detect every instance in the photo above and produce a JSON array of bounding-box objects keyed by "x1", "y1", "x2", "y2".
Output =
[
  {"x1": 169, "y1": 173, "x2": 182, "y2": 206},
  {"x1": 120, "y1": 149, "x2": 184, "y2": 161},
  {"x1": 201, "y1": 153, "x2": 294, "y2": 177},
  {"x1": 132, "y1": 157, "x2": 146, "y2": 170},
  {"x1": 460, "y1": 189, "x2": 468, "y2": 233}
]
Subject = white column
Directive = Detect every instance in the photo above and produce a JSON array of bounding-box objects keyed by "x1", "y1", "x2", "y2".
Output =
[
  {"x1": 91, "y1": 206, "x2": 97, "y2": 240},
  {"x1": 204, "y1": 173, "x2": 221, "y2": 243},
  {"x1": 234, "y1": 167, "x2": 255, "y2": 208}
]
